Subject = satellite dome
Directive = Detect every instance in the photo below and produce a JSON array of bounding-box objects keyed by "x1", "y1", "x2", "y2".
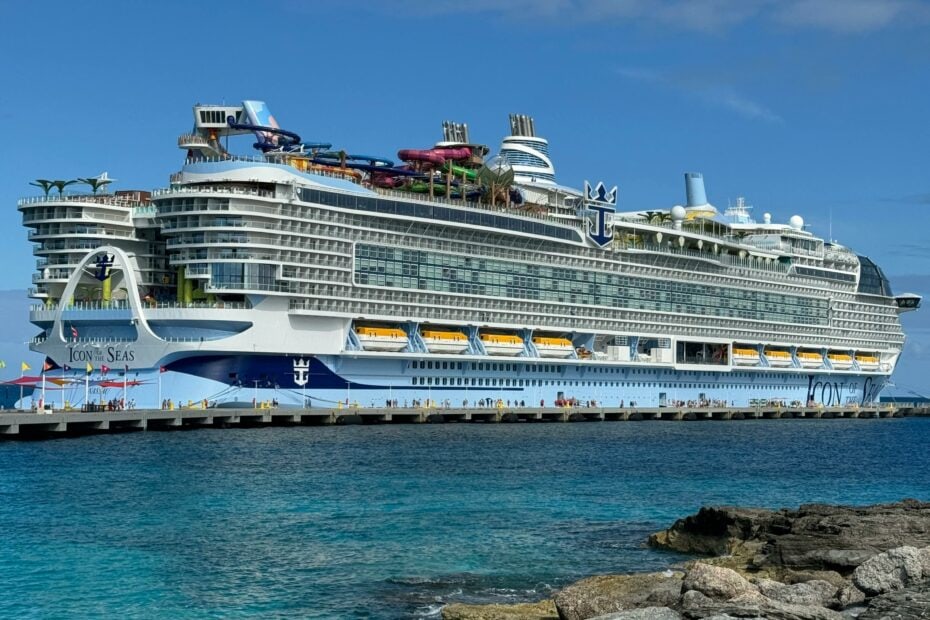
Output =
[
  {"x1": 763, "y1": 213, "x2": 771, "y2": 224},
  {"x1": 789, "y1": 215, "x2": 804, "y2": 230},
  {"x1": 671, "y1": 205, "x2": 687, "y2": 222}
]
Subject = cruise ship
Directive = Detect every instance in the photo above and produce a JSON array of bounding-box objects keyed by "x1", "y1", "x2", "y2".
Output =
[{"x1": 17, "y1": 100, "x2": 921, "y2": 410}]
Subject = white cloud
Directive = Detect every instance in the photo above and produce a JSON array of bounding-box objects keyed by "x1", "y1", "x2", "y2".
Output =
[
  {"x1": 616, "y1": 67, "x2": 784, "y2": 123},
  {"x1": 363, "y1": 0, "x2": 929, "y2": 34},
  {"x1": 772, "y1": 0, "x2": 925, "y2": 33}
]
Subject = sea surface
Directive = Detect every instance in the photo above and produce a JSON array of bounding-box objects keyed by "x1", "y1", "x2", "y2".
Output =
[{"x1": 1, "y1": 417, "x2": 929, "y2": 618}]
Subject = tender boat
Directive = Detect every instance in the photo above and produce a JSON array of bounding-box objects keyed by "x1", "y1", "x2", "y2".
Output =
[
  {"x1": 481, "y1": 333, "x2": 523, "y2": 356},
  {"x1": 533, "y1": 335, "x2": 574, "y2": 358},
  {"x1": 855, "y1": 353, "x2": 880, "y2": 371},
  {"x1": 797, "y1": 350, "x2": 823, "y2": 369},
  {"x1": 828, "y1": 352, "x2": 853, "y2": 370},
  {"x1": 731, "y1": 347, "x2": 761, "y2": 366},
  {"x1": 355, "y1": 325, "x2": 408, "y2": 352},
  {"x1": 421, "y1": 329, "x2": 469, "y2": 354},
  {"x1": 764, "y1": 349, "x2": 793, "y2": 368}
]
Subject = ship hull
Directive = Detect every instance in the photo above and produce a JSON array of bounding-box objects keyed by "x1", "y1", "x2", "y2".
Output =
[{"x1": 35, "y1": 353, "x2": 889, "y2": 410}]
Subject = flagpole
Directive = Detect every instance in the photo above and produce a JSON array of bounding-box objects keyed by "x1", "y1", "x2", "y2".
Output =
[
  {"x1": 41, "y1": 369, "x2": 46, "y2": 411},
  {"x1": 20, "y1": 364, "x2": 24, "y2": 411},
  {"x1": 85, "y1": 371, "x2": 90, "y2": 411},
  {"x1": 123, "y1": 366, "x2": 128, "y2": 409},
  {"x1": 158, "y1": 369, "x2": 162, "y2": 409}
]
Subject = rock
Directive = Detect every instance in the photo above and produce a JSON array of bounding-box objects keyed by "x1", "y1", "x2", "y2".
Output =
[
  {"x1": 679, "y1": 590, "x2": 713, "y2": 611},
  {"x1": 919, "y1": 546, "x2": 930, "y2": 575},
  {"x1": 588, "y1": 607, "x2": 681, "y2": 620},
  {"x1": 780, "y1": 570, "x2": 849, "y2": 590},
  {"x1": 648, "y1": 506, "x2": 776, "y2": 556},
  {"x1": 441, "y1": 600, "x2": 558, "y2": 620},
  {"x1": 678, "y1": 592, "x2": 844, "y2": 620},
  {"x1": 852, "y1": 546, "x2": 926, "y2": 596},
  {"x1": 754, "y1": 578, "x2": 837, "y2": 607},
  {"x1": 553, "y1": 572, "x2": 683, "y2": 620},
  {"x1": 833, "y1": 583, "x2": 865, "y2": 609},
  {"x1": 681, "y1": 563, "x2": 757, "y2": 601},
  {"x1": 858, "y1": 579, "x2": 930, "y2": 619},
  {"x1": 650, "y1": 500, "x2": 930, "y2": 574}
]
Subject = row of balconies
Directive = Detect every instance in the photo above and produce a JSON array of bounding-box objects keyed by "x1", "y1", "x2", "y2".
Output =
[{"x1": 287, "y1": 296, "x2": 901, "y2": 351}]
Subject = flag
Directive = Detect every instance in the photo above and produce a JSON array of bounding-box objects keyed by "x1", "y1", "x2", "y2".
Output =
[
  {"x1": 101, "y1": 364, "x2": 110, "y2": 375},
  {"x1": 71, "y1": 325, "x2": 79, "y2": 339},
  {"x1": 63, "y1": 364, "x2": 72, "y2": 372},
  {"x1": 85, "y1": 362, "x2": 93, "y2": 373},
  {"x1": 21, "y1": 362, "x2": 30, "y2": 372},
  {"x1": 42, "y1": 360, "x2": 52, "y2": 372},
  {"x1": 159, "y1": 366, "x2": 167, "y2": 373},
  {"x1": 0, "y1": 361, "x2": 5, "y2": 369}
]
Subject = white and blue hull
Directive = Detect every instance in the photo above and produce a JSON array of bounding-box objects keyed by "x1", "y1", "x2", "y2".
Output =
[{"x1": 40, "y1": 354, "x2": 888, "y2": 411}]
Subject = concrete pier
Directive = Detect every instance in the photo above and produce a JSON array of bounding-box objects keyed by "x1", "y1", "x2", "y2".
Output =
[{"x1": 0, "y1": 403, "x2": 909, "y2": 439}]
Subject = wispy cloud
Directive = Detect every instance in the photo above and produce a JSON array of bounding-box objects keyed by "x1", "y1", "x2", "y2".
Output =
[
  {"x1": 772, "y1": 0, "x2": 926, "y2": 33},
  {"x1": 356, "y1": 0, "x2": 929, "y2": 34},
  {"x1": 616, "y1": 67, "x2": 783, "y2": 123},
  {"x1": 881, "y1": 192, "x2": 930, "y2": 206}
]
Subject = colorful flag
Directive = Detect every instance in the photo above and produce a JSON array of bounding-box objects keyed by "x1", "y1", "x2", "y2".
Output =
[
  {"x1": 85, "y1": 362, "x2": 93, "y2": 373},
  {"x1": 21, "y1": 362, "x2": 30, "y2": 372},
  {"x1": 71, "y1": 325, "x2": 79, "y2": 339},
  {"x1": 101, "y1": 364, "x2": 110, "y2": 375},
  {"x1": 42, "y1": 360, "x2": 52, "y2": 372},
  {"x1": 0, "y1": 361, "x2": 6, "y2": 369}
]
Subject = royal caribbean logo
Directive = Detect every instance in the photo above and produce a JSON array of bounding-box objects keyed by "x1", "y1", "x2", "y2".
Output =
[
  {"x1": 93, "y1": 253, "x2": 114, "y2": 281},
  {"x1": 584, "y1": 181, "x2": 617, "y2": 247},
  {"x1": 293, "y1": 358, "x2": 310, "y2": 387}
]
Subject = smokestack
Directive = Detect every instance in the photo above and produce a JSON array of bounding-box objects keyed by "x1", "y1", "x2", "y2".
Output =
[{"x1": 685, "y1": 172, "x2": 707, "y2": 207}]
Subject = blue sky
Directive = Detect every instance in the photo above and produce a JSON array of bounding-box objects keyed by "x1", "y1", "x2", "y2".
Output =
[{"x1": 1, "y1": 0, "x2": 929, "y2": 391}]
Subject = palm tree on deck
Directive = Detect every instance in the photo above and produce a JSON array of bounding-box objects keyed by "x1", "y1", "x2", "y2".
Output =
[
  {"x1": 29, "y1": 179, "x2": 55, "y2": 197},
  {"x1": 50, "y1": 180, "x2": 78, "y2": 197}
]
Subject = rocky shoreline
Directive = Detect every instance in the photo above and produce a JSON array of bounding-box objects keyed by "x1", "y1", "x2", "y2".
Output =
[{"x1": 442, "y1": 499, "x2": 930, "y2": 619}]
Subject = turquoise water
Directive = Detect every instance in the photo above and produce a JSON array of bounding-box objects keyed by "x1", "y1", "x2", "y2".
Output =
[{"x1": 1, "y1": 418, "x2": 929, "y2": 618}]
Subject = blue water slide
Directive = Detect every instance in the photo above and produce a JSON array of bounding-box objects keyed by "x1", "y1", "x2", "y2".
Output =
[
  {"x1": 310, "y1": 153, "x2": 423, "y2": 176},
  {"x1": 226, "y1": 116, "x2": 302, "y2": 151}
]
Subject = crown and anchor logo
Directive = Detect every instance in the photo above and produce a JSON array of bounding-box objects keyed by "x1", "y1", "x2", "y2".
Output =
[
  {"x1": 586, "y1": 181, "x2": 617, "y2": 205},
  {"x1": 293, "y1": 358, "x2": 310, "y2": 387},
  {"x1": 93, "y1": 253, "x2": 115, "y2": 281},
  {"x1": 583, "y1": 181, "x2": 618, "y2": 247}
]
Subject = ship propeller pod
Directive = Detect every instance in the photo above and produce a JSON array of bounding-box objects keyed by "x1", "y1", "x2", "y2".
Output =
[{"x1": 685, "y1": 172, "x2": 707, "y2": 207}]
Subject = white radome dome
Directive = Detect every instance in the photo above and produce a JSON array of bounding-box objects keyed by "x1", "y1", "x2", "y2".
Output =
[
  {"x1": 789, "y1": 215, "x2": 804, "y2": 230},
  {"x1": 670, "y1": 205, "x2": 687, "y2": 222}
]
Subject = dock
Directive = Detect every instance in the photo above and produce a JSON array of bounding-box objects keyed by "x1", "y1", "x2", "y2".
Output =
[{"x1": 0, "y1": 403, "x2": 924, "y2": 439}]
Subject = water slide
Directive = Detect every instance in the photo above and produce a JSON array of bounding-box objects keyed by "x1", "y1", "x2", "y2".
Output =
[
  {"x1": 397, "y1": 146, "x2": 471, "y2": 168},
  {"x1": 229, "y1": 100, "x2": 332, "y2": 153},
  {"x1": 442, "y1": 162, "x2": 478, "y2": 182}
]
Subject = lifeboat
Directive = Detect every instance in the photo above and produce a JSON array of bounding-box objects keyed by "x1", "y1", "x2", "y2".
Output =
[
  {"x1": 481, "y1": 333, "x2": 523, "y2": 356},
  {"x1": 354, "y1": 326, "x2": 408, "y2": 352},
  {"x1": 828, "y1": 352, "x2": 853, "y2": 370},
  {"x1": 421, "y1": 329, "x2": 469, "y2": 354},
  {"x1": 796, "y1": 350, "x2": 824, "y2": 369},
  {"x1": 533, "y1": 336, "x2": 573, "y2": 358},
  {"x1": 764, "y1": 349, "x2": 793, "y2": 368},
  {"x1": 855, "y1": 353, "x2": 880, "y2": 371},
  {"x1": 731, "y1": 347, "x2": 761, "y2": 366}
]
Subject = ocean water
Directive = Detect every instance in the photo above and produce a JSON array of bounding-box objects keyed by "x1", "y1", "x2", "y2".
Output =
[{"x1": 1, "y1": 418, "x2": 929, "y2": 618}]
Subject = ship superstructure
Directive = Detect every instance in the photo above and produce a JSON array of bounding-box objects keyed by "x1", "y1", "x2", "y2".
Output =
[{"x1": 17, "y1": 100, "x2": 920, "y2": 409}]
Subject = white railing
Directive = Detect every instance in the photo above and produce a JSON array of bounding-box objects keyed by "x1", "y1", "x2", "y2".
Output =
[{"x1": 18, "y1": 194, "x2": 150, "y2": 208}]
